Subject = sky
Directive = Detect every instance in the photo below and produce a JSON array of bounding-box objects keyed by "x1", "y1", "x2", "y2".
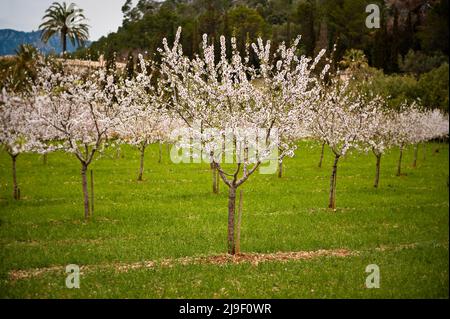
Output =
[{"x1": 0, "y1": 0, "x2": 133, "y2": 41}]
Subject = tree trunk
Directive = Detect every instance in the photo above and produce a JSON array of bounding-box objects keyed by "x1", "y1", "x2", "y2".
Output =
[
  {"x1": 62, "y1": 32, "x2": 67, "y2": 56},
  {"x1": 138, "y1": 145, "x2": 145, "y2": 181},
  {"x1": 227, "y1": 186, "x2": 237, "y2": 255},
  {"x1": 374, "y1": 154, "x2": 381, "y2": 188},
  {"x1": 43, "y1": 153, "x2": 47, "y2": 165},
  {"x1": 328, "y1": 154, "x2": 340, "y2": 209},
  {"x1": 90, "y1": 169, "x2": 94, "y2": 215},
  {"x1": 412, "y1": 144, "x2": 418, "y2": 168},
  {"x1": 278, "y1": 159, "x2": 283, "y2": 178},
  {"x1": 318, "y1": 142, "x2": 325, "y2": 168},
  {"x1": 397, "y1": 146, "x2": 403, "y2": 176},
  {"x1": 158, "y1": 142, "x2": 162, "y2": 164},
  {"x1": 81, "y1": 163, "x2": 90, "y2": 219},
  {"x1": 11, "y1": 154, "x2": 19, "y2": 200},
  {"x1": 211, "y1": 163, "x2": 218, "y2": 194},
  {"x1": 216, "y1": 166, "x2": 220, "y2": 193},
  {"x1": 235, "y1": 189, "x2": 243, "y2": 254}
]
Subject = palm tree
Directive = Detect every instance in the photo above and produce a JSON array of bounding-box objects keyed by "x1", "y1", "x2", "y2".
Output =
[{"x1": 39, "y1": 2, "x2": 89, "y2": 55}]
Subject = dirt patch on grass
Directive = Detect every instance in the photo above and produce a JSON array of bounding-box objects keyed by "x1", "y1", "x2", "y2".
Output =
[
  {"x1": 191, "y1": 249, "x2": 353, "y2": 266},
  {"x1": 8, "y1": 248, "x2": 353, "y2": 281},
  {"x1": 9, "y1": 265, "x2": 64, "y2": 281},
  {"x1": 11, "y1": 242, "x2": 443, "y2": 281}
]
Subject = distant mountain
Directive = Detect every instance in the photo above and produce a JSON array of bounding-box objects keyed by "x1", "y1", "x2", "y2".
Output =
[{"x1": 0, "y1": 29, "x2": 90, "y2": 56}]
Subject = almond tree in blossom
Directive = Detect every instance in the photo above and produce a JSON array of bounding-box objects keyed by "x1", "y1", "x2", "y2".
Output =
[
  {"x1": 408, "y1": 106, "x2": 429, "y2": 168},
  {"x1": 417, "y1": 108, "x2": 449, "y2": 162},
  {"x1": 391, "y1": 103, "x2": 422, "y2": 176},
  {"x1": 30, "y1": 67, "x2": 120, "y2": 218},
  {"x1": 418, "y1": 108, "x2": 448, "y2": 164},
  {"x1": 115, "y1": 55, "x2": 175, "y2": 181},
  {"x1": 0, "y1": 90, "x2": 42, "y2": 199},
  {"x1": 159, "y1": 28, "x2": 327, "y2": 254},
  {"x1": 308, "y1": 79, "x2": 377, "y2": 209},
  {"x1": 251, "y1": 39, "x2": 328, "y2": 178},
  {"x1": 365, "y1": 103, "x2": 394, "y2": 188},
  {"x1": 425, "y1": 108, "x2": 449, "y2": 142},
  {"x1": 392, "y1": 104, "x2": 449, "y2": 174}
]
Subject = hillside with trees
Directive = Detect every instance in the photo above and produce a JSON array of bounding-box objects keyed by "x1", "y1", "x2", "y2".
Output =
[
  {"x1": 78, "y1": 0, "x2": 448, "y2": 72},
  {"x1": 71, "y1": 0, "x2": 448, "y2": 111}
]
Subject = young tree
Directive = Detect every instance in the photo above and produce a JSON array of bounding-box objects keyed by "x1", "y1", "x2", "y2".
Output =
[
  {"x1": 115, "y1": 55, "x2": 174, "y2": 181},
  {"x1": 263, "y1": 40, "x2": 327, "y2": 178},
  {"x1": 159, "y1": 28, "x2": 327, "y2": 254},
  {"x1": 30, "y1": 66, "x2": 120, "y2": 218},
  {"x1": 425, "y1": 109, "x2": 449, "y2": 142},
  {"x1": 0, "y1": 90, "x2": 51, "y2": 199},
  {"x1": 308, "y1": 79, "x2": 377, "y2": 209},
  {"x1": 365, "y1": 103, "x2": 394, "y2": 188},
  {"x1": 391, "y1": 103, "x2": 422, "y2": 176},
  {"x1": 419, "y1": 108, "x2": 449, "y2": 160},
  {"x1": 409, "y1": 107, "x2": 428, "y2": 168}
]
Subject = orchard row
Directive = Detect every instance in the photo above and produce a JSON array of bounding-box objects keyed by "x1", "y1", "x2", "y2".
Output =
[{"x1": 1, "y1": 28, "x2": 448, "y2": 254}]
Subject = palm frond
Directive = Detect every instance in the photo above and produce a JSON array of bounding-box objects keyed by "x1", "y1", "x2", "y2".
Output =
[{"x1": 39, "y1": 1, "x2": 90, "y2": 48}]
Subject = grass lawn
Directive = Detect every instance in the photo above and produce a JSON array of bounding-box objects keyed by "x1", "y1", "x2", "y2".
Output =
[{"x1": 0, "y1": 141, "x2": 448, "y2": 298}]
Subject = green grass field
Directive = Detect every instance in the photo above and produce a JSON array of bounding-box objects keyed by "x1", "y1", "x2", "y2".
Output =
[{"x1": 0, "y1": 141, "x2": 448, "y2": 298}]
